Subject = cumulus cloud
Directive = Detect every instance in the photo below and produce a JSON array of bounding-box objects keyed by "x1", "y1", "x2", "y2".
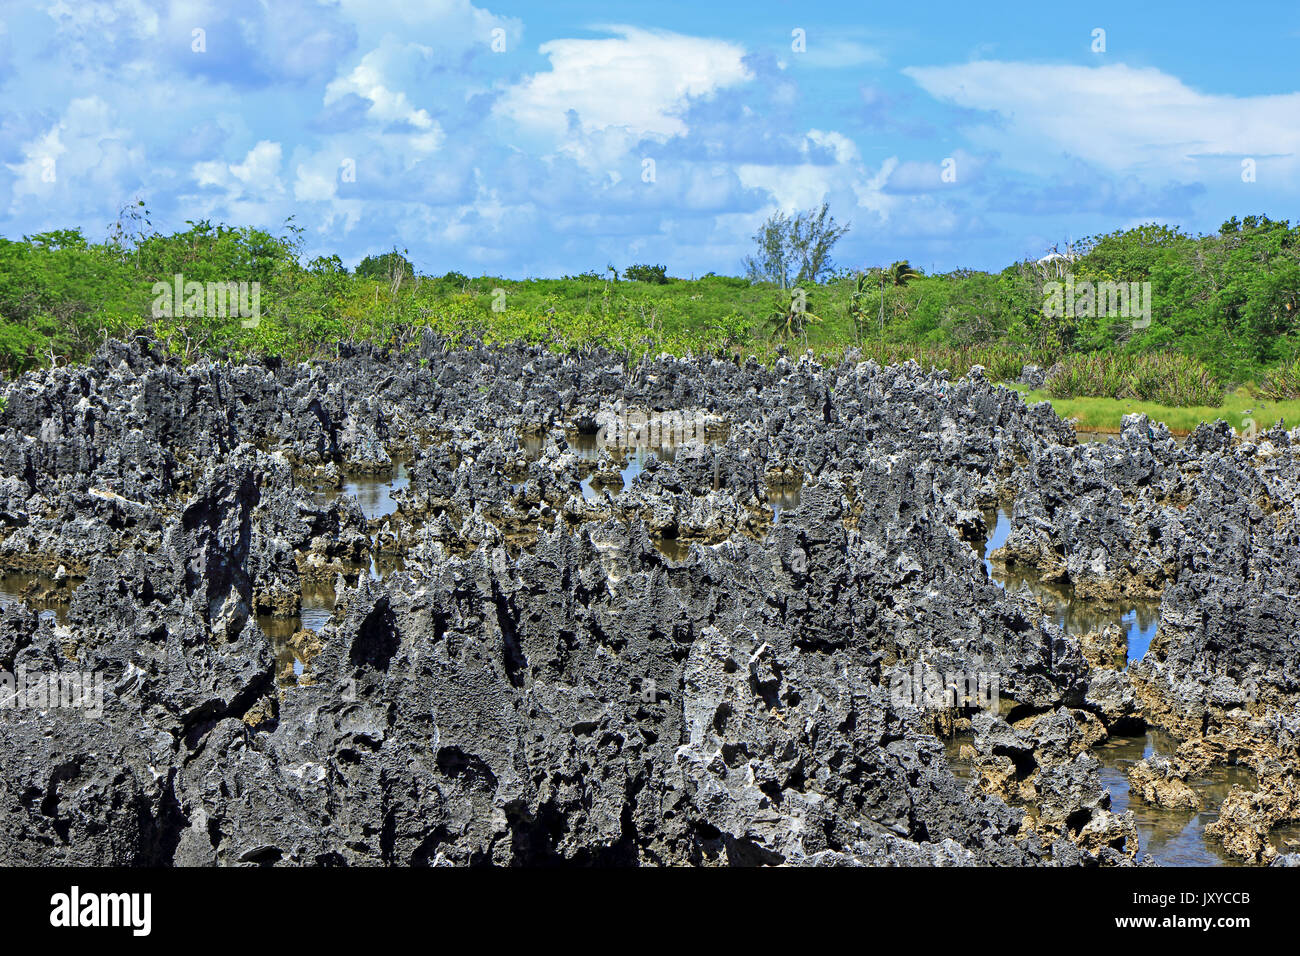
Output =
[
  {"x1": 6, "y1": 96, "x2": 146, "y2": 222},
  {"x1": 324, "y1": 42, "x2": 444, "y2": 153},
  {"x1": 194, "y1": 141, "x2": 283, "y2": 194},
  {"x1": 736, "y1": 162, "x2": 841, "y2": 212},
  {"x1": 495, "y1": 26, "x2": 752, "y2": 141},
  {"x1": 8, "y1": 4, "x2": 1288, "y2": 277},
  {"x1": 804, "y1": 129, "x2": 860, "y2": 164}
]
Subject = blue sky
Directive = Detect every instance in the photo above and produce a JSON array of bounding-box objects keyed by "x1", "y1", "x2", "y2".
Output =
[{"x1": 1, "y1": 0, "x2": 1298, "y2": 276}]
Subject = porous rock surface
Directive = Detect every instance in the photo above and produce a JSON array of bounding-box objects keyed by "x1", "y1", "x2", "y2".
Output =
[{"x1": 0, "y1": 336, "x2": 1295, "y2": 865}]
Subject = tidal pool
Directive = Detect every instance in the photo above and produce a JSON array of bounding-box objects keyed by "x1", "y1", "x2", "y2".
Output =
[
  {"x1": 0, "y1": 572, "x2": 68, "y2": 624},
  {"x1": 568, "y1": 433, "x2": 803, "y2": 557},
  {"x1": 953, "y1": 507, "x2": 1300, "y2": 865},
  {"x1": 340, "y1": 461, "x2": 409, "y2": 520},
  {"x1": 260, "y1": 462, "x2": 414, "y2": 684},
  {"x1": 943, "y1": 729, "x2": 1297, "y2": 866},
  {"x1": 1094, "y1": 731, "x2": 1251, "y2": 867},
  {"x1": 978, "y1": 507, "x2": 1160, "y2": 664},
  {"x1": 257, "y1": 580, "x2": 338, "y2": 682}
]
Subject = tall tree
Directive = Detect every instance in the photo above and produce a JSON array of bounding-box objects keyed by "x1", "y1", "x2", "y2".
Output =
[
  {"x1": 744, "y1": 203, "x2": 849, "y2": 288},
  {"x1": 743, "y1": 211, "x2": 793, "y2": 288},
  {"x1": 790, "y1": 203, "x2": 850, "y2": 285}
]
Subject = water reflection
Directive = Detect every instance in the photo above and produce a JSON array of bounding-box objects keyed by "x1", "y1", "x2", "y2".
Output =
[
  {"x1": 653, "y1": 537, "x2": 692, "y2": 562},
  {"x1": 978, "y1": 507, "x2": 1160, "y2": 664},
  {"x1": 768, "y1": 485, "x2": 802, "y2": 524},
  {"x1": 578, "y1": 445, "x2": 661, "y2": 500},
  {"x1": 0, "y1": 573, "x2": 69, "y2": 624},
  {"x1": 337, "y1": 461, "x2": 409, "y2": 520},
  {"x1": 1074, "y1": 430, "x2": 1114, "y2": 444},
  {"x1": 257, "y1": 581, "x2": 337, "y2": 683},
  {"x1": 945, "y1": 729, "x2": 1280, "y2": 866},
  {"x1": 257, "y1": 615, "x2": 305, "y2": 681},
  {"x1": 300, "y1": 581, "x2": 335, "y2": 631},
  {"x1": 1096, "y1": 731, "x2": 1254, "y2": 867}
]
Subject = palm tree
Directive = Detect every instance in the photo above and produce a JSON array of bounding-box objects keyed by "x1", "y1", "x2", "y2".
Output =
[
  {"x1": 886, "y1": 260, "x2": 922, "y2": 286},
  {"x1": 854, "y1": 261, "x2": 922, "y2": 338},
  {"x1": 763, "y1": 289, "x2": 822, "y2": 346}
]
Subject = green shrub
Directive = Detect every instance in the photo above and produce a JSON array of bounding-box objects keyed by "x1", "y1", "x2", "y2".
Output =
[
  {"x1": 1046, "y1": 353, "x2": 1224, "y2": 407},
  {"x1": 1259, "y1": 356, "x2": 1300, "y2": 400},
  {"x1": 624, "y1": 264, "x2": 669, "y2": 284},
  {"x1": 0, "y1": 214, "x2": 1296, "y2": 404}
]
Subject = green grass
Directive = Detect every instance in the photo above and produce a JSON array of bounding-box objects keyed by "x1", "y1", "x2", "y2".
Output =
[{"x1": 1009, "y1": 384, "x2": 1300, "y2": 435}]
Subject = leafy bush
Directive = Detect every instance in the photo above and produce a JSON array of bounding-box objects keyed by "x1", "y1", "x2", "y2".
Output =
[
  {"x1": 624, "y1": 264, "x2": 669, "y2": 284},
  {"x1": 355, "y1": 250, "x2": 413, "y2": 282},
  {"x1": 1259, "y1": 356, "x2": 1300, "y2": 400},
  {"x1": 0, "y1": 214, "x2": 1296, "y2": 407},
  {"x1": 1046, "y1": 353, "x2": 1224, "y2": 407}
]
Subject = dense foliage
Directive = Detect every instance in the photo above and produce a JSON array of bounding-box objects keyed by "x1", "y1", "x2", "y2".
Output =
[{"x1": 1, "y1": 210, "x2": 1297, "y2": 408}]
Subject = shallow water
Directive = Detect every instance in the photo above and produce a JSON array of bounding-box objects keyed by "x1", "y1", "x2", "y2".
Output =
[
  {"x1": 300, "y1": 582, "x2": 335, "y2": 631},
  {"x1": 1093, "y1": 731, "x2": 1254, "y2": 866},
  {"x1": 769, "y1": 485, "x2": 802, "y2": 524},
  {"x1": 566, "y1": 432, "x2": 804, "y2": 520},
  {"x1": 578, "y1": 444, "x2": 659, "y2": 500},
  {"x1": 653, "y1": 537, "x2": 693, "y2": 562},
  {"x1": 268, "y1": 461, "x2": 404, "y2": 675},
  {"x1": 257, "y1": 581, "x2": 337, "y2": 682},
  {"x1": 979, "y1": 507, "x2": 1160, "y2": 663},
  {"x1": 943, "y1": 729, "x2": 1291, "y2": 866},
  {"x1": 0, "y1": 573, "x2": 67, "y2": 624},
  {"x1": 341, "y1": 461, "x2": 409, "y2": 520},
  {"x1": 570, "y1": 429, "x2": 729, "y2": 497},
  {"x1": 953, "y1": 507, "x2": 1300, "y2": 866}
]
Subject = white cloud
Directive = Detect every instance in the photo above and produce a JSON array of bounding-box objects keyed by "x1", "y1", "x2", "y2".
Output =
[
  {"x1": 904, "y1": 61, "x2": 1300, "y2": 182},
  {"x1": 193, "y1": 141, "x2": 285, "y2": 198},
  {"x1": 230, "y1": 141, "x2": 284, "y2": 190},
  {"x1": 324, "y1": 42, "x2": 444, "y2": 154},
  {"x1": 495, "y1": 26, "x2": 751, "y2": 141},
  {"x1": 293, "y1": 153, "x2": 338, "y2": 203},
  {"x1": 6, "y1": 97, "x2": 145, "y2": 218},
  {"x1": 736, "y1": 131, "x2": 877, "y2": 213},
  {"x1": 852, "y1": 157, "x2": 898, "y2": 220},
  {"x1": 804, "y1": 129, "x2": 859, "y2": 164}
]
